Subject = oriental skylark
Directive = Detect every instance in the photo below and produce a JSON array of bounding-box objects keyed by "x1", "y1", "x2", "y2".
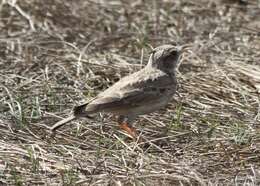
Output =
[{"x1": 51, "y1": 45, "x2": 185, "y2": 138}]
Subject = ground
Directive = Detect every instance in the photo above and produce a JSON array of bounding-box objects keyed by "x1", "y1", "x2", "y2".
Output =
[{"x1": 0, "y1": 0, "x2": 260, "y2": 185}]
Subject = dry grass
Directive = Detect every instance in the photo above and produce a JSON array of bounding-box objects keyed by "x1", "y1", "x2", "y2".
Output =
[{"x1": 0, "y1": 0, "x2": 260, "y2": 185}]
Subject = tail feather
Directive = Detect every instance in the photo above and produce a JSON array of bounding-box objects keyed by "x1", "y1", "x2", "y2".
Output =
[
  {"x1": 51, "y1": 102, "x2": 93, "y2": 131},
  {"x1": 73, "y1": 102, "x2": 89, "y2": 116}
]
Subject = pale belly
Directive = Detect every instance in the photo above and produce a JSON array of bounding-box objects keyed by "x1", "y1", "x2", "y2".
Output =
[
  {"x1": 131, "y1": 95, "x2": 172, "y2": 115},
  {"x1": 113, "y1": 92, "x2": 174, "y2": 116}
]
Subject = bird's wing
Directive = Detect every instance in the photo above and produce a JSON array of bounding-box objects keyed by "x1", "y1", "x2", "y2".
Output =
[{"x1": 84, "y1": 73, "x2": 176, "y2": 113}]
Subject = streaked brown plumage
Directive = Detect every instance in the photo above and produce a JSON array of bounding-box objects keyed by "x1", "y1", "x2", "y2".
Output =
[{"x1": 51, "y1": 45, "x2": 184, "y2": 138}]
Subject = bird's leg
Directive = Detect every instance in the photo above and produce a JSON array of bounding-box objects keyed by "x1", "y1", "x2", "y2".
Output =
[
  {"x1": 119, "y1": 122, "x2": 137, "y2": 139},
  {"x1": 117, "y1": 115, "x2": 138, "y2": 139}
]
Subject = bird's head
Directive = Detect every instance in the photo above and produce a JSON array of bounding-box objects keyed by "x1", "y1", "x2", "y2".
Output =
[{"x1": 147, "y1": 45, "x2": 185, "y2": 74}]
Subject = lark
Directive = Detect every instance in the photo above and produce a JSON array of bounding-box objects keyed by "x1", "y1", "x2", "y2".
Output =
[{"x1": 51, "y1": 45, "x2": 185, "y2": 138}]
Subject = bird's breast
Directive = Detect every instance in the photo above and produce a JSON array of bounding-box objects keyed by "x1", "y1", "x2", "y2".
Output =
[{"x1": 127, "y1": 88, "x2": 176, "y2": 116}]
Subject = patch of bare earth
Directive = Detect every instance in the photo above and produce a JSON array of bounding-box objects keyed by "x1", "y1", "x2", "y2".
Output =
[{"x1": 0, "y1": 0, "x2": 259, "y2": 185}]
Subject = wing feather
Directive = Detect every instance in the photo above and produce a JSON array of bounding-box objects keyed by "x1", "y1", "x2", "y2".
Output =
[{"x1": 85, "y1": 71, "x2": 176, "y2": 114}]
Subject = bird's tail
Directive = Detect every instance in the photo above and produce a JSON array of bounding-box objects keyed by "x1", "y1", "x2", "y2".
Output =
[
  {"x1": 73, "y1": 102, "x2": 89, "y2": 116},
  {"x1": 51, "y1": 102, "x2": 92, "y2": 131}
]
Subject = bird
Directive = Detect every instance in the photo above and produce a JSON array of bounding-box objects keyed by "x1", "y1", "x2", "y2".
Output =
[{"x1": 50, "y1": 44, "x2": 185, "y2": 139}]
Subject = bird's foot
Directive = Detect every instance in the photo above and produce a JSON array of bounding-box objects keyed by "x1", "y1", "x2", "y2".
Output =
[{"x1": 119, "y1": 122, "x2": 137, "y2": 139}]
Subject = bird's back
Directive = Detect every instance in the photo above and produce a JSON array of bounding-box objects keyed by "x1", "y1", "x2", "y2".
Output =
[{"x1": 83, "y1": 67, "x2": 177, "y2": 115}]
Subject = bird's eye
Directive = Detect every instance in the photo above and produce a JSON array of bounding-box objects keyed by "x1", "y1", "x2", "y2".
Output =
[{"x1": 170, "y1": 50, "x2": 178, "y2": 56}]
